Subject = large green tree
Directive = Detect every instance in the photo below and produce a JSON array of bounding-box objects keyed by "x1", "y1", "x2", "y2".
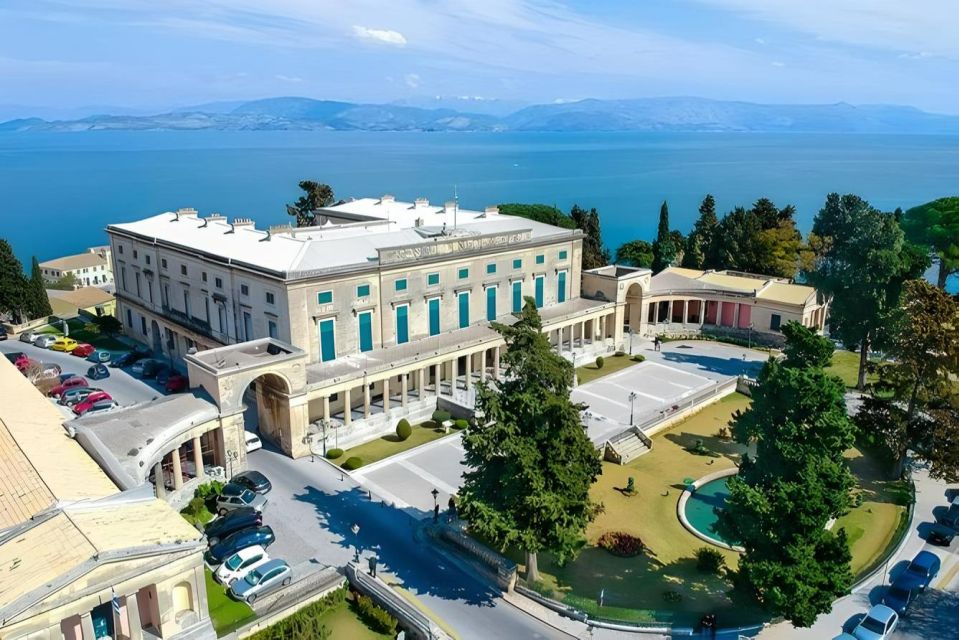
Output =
[
  {"x1": 28, "y1": 256, "x2": 52, "y2": 318},
  {"x1": 651, "y1": 201, "x2": 676, "y2": 272},
  {"x1": 286, "y1": 181, "x2": 335, "y2": 227},
  {"x1": 721, "y1": 356, "x2": 856, "y2": 626},
  {"x1": 682, "y1": 194, "x2": 718, "y2": 269},
  {"x1": 805, "y1": 194, "x2": 929, "y2": 389},
  {"x1": 781, "y1": 321, "x2": 835, "y2": 370},
  {"x1": 459, "y1": 300, "x2": 602, "y2": 582},
  {"x1": 901, "y1": 196, "x2": 959, "y2": 289},
  {"x1": 708, "y1": 198, "x2": 803, "y2": 277},
  {"x1": 498, "y1": 203, "x2": 576, "y2": 229},
  {"x1": 570, "y1": 204, "x2": 611, "y2": 270},
  {"x1": 615, "y1": 239, "x2": 654, "y2": 268},
  {"x1": 855, "y1": 280, "x2": 959, "y2": 479},
  {"x1": 0, "y1": 240, "x2": 31, "y2": 323}
]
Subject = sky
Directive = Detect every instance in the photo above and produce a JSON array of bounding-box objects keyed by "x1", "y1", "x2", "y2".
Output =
[{"x1": 2, "y1": 0, "x2": 958, "y2": 116}]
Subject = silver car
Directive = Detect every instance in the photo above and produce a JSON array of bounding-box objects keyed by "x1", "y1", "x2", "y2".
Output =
[
  {"x1": 18, "y1": 330, "x2": 39, "y2": 343},
  {"x1": 34, "y1": 334, "x2": 58, "y2": 348},
  {"x1": 215, "y1": 483, "x2": 268, "y2": 516},
  {"x1": 228, "y1": 559, "x2": 291, "y2": 604}
]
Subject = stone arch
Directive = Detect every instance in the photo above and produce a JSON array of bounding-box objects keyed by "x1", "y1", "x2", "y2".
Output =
[
  {"x1": 171, "y1": 580, "x2": 198, "y2": 626},
  {"x1": 624, "y1": 282, "x2": 644, "y2": 332}
]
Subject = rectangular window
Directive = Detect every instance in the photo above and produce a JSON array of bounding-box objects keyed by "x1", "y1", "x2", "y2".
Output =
[
  {"x1": 147, "y1": 280, "x2": 153, "y2": 303},
  {"x1": 240, "y1": 284, "x2": 249, "y2": 296},
  {"x1": 535, "y1": 275, "x2": 544, "y2": 308},
  {"x1": 317, "y1": 290, "x2": 333, "y2": 305},
  {"x1": 358, "y1": 311, "x2": 373, "y2": 353},
  {"x1": 557, "y1": 270, "x2": 567, "y2": 303},
  {"x1": 427, "y1": 272, "x2": 440, "y2": 286},
  {"x1": 161, "y1": 258, "x2": 167, "y2": 269},
  {"x1": 770, "y1": 313, "x2": 782, "y2": 331},
  {"x1": 218, "y1": 305, "x2": 227, "y2": 335},
  {"x1": 126, "y1": 309, "x2": 133, "y2": 327},
  {"x1": 458, "y1": 267, "x2": 469, "y2": 280},
  {"x1": 135, "y1": 271, "x2": 141, "y2": 297},
  {"x1": 559, "y1": 250, "x2": 568, "y2": 260},
  {"x1": 268, "y1": 320, "x2": 278, "y2": 339},
  {"x1": 395, "y1": 278, "x2": 408, "y2": 292},
  {"x1": 458, "y1": 291, "x2": 470, "y2": 329},
  {"x1": 133, "y1": 250, "x2": 138, "y2": 259},
  {"x1": 512, "y1": 258, "x2": 522, "y2": 269},
  {"x1": 318, "y1": 318, "x2": 336, "y2": 362},
  {"x1": 180, "y1": 264, "x2": 187, "y2": 276},
  {"x1": 395, "y1": 304, "x2": 409, "y2": 344},
  {"x1": 140, "y1": 316, "x2": 147, "y2": 335},
  {"x1": 215, "y1": 277, "x2": 223, "y2": 289},
  {"x1": 265, "y1": 292, "x2": 275, "y2": 305},
  {"x1": 486, "y1": 263, "x2": 497, "y2": 275},
  {"x1": 120, "y1": 267, "x2": 127, "y2": 291},
  {"x1": 243, "y1": 311, "x2": 253, "y2": 340},
  {"x1": 183, "y1": 290, "x2": 190, "y2": 316},
  {"x1": 512, "y1": 281, "x2": 523, "y2": 313},
  {"x1": 145, "y1": 254, "x2": 151, "y2": 265},
  {"x1": 356, "y1": 284, "x2": 371, "y2": 298},
  {"x1": 200, "y1": 270, "x2": 206, "y2": 281},
  {"x1": 535, "y1": 254, "x2": 545, "y2": 265},
  {"x1": 428, "y1": 297, "x2": 441, "y2": 336},
  {"x1": 486, "y1": 286, "x2": 497, "y2": 321},
  {"x1": 204, "y1": 297, "x2": 210, "y2": 323},
  {"x1": 118, "y1": 245, "x2": 124, "y2": 255}
]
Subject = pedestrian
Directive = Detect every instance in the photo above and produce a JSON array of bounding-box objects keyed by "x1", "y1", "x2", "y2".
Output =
[
  {"x1": 433, "y1": 504, "x2": 440, "y2": 522},
  {"x1": 447, "y1": 495, "x2": 457, "y2": 522},
  {"x1": 368, "y1": 554, "x2": 378, "y2": 578}
]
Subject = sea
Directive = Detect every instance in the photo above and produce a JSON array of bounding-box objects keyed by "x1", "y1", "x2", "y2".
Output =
[{"x1": 1, "y1": 130, "x2": 958, "y2": 270}]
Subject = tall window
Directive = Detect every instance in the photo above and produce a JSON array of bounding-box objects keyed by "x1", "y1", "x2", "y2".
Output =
[
  {"x1": 557, "y1": 270, "x2": 567, "y2": 304},
  {"x1": 486, "y1": 286, "x2": 497, "y2": 321},
  {"x1": 512, "y1": 281, "x2": 522, "y2": 313},
  {"x1": 395, "y1": 304, "x2": 409, "y2": 344},
  {"x1": 126, "y1": 308, "x2": 133, "y2": 327},
  {"x1": 204, "y1": 297, "x2": 210, "y2": 323},
  {"x1": 535, "y1": 275, "x2": 544, "y2": 308},
  {"x1": 243, "y1": 311, "x2": 253, "y2": 340},
  {"x1": 318, "y1": 318, "x2": 336, "y2": 362},
  {"x1": 428, "y1": 297, "x2": 441, "y2": 336},
  {"x1": 358, "y1": 311, "x2": 373, "y2": 352},
  {"x1": 770, "y1": 313, "x2": 782, "y2": 331},
  {"x1": 183, "y1": 290, "x2": 191, "y2": 316},
  {"x1": 458, "y1": 291, "x2": 470, "y2": 328},
  {"x1": 135, "y1": 271, "x2": 141, "y2": 297},
  {"x1": 268, "y1": 320, "x2": 278, "y2": 339},
  {"x1": 217, "y1": 305, "x2": 227, "y2": 336}
]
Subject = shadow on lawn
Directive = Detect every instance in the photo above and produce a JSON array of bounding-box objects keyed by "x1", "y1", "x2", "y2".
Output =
[{"x1": 663, "y1": 431, "x2": 748, "y2": 465}]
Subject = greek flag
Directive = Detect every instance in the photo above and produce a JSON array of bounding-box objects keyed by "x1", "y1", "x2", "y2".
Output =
[{"x1": 112, "y1": 589, "x2": 121, "y2": 615}]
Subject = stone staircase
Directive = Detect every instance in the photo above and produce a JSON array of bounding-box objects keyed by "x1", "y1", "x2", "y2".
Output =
[{"x1": 603, "y1": 427, "x2": 652, "y2": 464}]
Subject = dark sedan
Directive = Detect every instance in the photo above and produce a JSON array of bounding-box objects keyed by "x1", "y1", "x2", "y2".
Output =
[
  {"x1": 204, "y1": 507, "x2": 263, "y2": 545},
  {"x1": 927, "y1": 523, "x2": 956, "y2": 546},
  {"x1": 231, "y1": 470, "x2": 272, "y2": 495},
  {"x1": 87, "y1": 364, "x2": 110, "y2": 380},
  {"x1": 206, "y1": 526, "x2": 275, "y2": 565}
]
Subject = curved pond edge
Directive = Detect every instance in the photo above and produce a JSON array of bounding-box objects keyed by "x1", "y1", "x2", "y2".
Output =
[{"x1": 677, "y1": 467, "x2": 745, "y2": 552}]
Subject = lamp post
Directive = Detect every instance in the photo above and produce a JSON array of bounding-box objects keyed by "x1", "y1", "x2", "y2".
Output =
[
  {"x1": 627, "y1": 327, "x2": 633, "y2": 356},
  {"x1": 747, "y1": 322, "x2": 754, "y2": 350},
  {"x1": 628, "y1": 392, "x2": 638, "y2": 426},
  {"x1": 351, "y1": 523, "x2": 361, "y2": 562},
  {"x1": 431, "y1": 488, "x2": 440, "y2": 522},
  {"x1": 225, "y1": 449, "x2": 238, "y2": 479}
]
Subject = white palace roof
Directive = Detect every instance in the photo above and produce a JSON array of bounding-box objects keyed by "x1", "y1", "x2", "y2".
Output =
[{"x1": 108, "y1": 196, "x2": 580, "y2": 279}]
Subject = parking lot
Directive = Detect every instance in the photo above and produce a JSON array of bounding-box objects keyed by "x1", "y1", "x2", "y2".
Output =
[{"x1": 0, "y1": 339, "x2": 166, "y2": 418}]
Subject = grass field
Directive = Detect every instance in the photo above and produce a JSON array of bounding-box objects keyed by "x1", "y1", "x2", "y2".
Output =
[
  {"x1": 575, "y1": 353, "x2": 644, "y2": 385},
  {"x1": 322, "y1": 597, "x2": 394, "y2": 640},
  {"x1": 825, "y1": 349, "x2": 879, "y2": 389},
  {"x1": 204, "y1": 570, "x2": 254, "y2": 635},
  {"x1": 338, "y1": 422, "x2": 455, "y2": 469},
  {"x1": 39, "y1": 318, "x2": 129, "y2": 351}
]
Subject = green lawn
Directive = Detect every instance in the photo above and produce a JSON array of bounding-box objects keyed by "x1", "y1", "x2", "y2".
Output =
[
  {"x1": 204, "y1": 569, "x2": 255, "y2": 635},
  {"x1": 322, "y1": 597, "x2": 393, "y2": 640},
  {"x1": 39, "y1": 318, "x2": 129, "y2": 351},
  {"x1": 576, "y1": 353, "x2": 644, "y2": 385},
  {"x1": 338, "y1": 422, "x2": 455, "y2": 469},
  {"x1": 825, "y1": 349, "x2": 878, "y2": 389}
]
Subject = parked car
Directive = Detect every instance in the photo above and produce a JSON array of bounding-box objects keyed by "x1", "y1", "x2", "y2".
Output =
[
  {"x1": 939, "y1": 496, "x2": 959, "y2": 529},
  {"x1": 87, "y1": 364, "x2": 110, "y2": 380},
  {"x1": 206, "y1": 526, "x2": 275, "y2": 565},
  {"x1": 71, "y1": 343, "x2": 96, "y2": 358},
  {"x1": 37, "y1": 362, "x2": 62, "y2": 377},
  {"x1": 204, "y1": 507, "x2": 263, "y2": 545},
  {"x1": 56, "y1": 372, "x2": 80, "y2": 383},
  {"x1": 229, "y1": 559, "x2": 291, "y2": 604},
  {"x1": 18, "y1": 330, "x2": 39, "y2": 343},
  {"x1": 59, "y1": 386, "x2": 102, "y2": 406},
  {"x1": 881, "y1": 580, "x2": 917, "y2": 616},
  {"x1": 90, "y1": 349, "x2": 112, "y2": 363},
  {"x1": 132, "y1": 359, "x2": 164, "y2": 378},
  {"x1": 111, "y1": 351, "x2": 145, "y2": 368},
  {"x1": 215, "y1": 483, "x2": 268, "y2": 516},
  {"x1": 155, "y1": 366, "x2": 173, "y2": 386},
  {"x1": 0, "y1": 326, "x2": 7, "y2": 340},
  {"x1": 165, "y1": 374, "x2": 189, "y2": 393},
  {"x1": 75, "y1": 399, "x2": 119, "y2": 417},
  {"x1": 33, "y1": 334, "x2": 58, "y2": 348},
  {"x1": 215, "y1": 545, "x2": 270, "y2": 586},
  {"x1": 72, "y1": 391, "x2": 113, "y2": 415},
  {"x1": 231, "y1": 470, "x2": 272, "y2": 495},
  {"x1": 927, "y1": 523, "x2": 956, "y2": 546},
  {"x1": 51, "y1": 337, "x2": 79, "y2": 352},
  {"x1": 50, "y1": 376, "x2": 89, "y2": 397},
  {"x1": 245, "y1": 431, "x2": 263, "y2": 453},
  {"x1": 901, "y1": 550, "x2": 941, "y2": 590},
  {"x1": 852, "y1": 604, "x2": 899, "y2": 640}
]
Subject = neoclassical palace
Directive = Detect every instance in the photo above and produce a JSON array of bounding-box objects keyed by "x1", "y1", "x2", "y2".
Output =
[{"x1": 75, "y1": 197, "x2": 826, "y2": 498}]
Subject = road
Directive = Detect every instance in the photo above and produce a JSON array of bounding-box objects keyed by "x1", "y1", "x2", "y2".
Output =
[{"x1": 248, "y1": 444, "x2": 572, "y2": 640}]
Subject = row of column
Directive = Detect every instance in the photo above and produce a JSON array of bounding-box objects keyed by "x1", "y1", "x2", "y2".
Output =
[
  {"x1": 547, "y1": 314, "x2": 610, "y2": 352},
  {"x1": 153, "y1": 435, "x2": 206, "y2": 498}
]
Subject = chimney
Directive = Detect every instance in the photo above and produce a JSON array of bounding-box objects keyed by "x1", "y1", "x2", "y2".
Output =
[
  {"x1": 206, "y1": 214, "x2": 227, "y2": 223},
  {"x1": 232, "y1": 218, "x2": 255, "y2": 229},
  {"x1": 268, "y1": 224, "x2": 293, "y2": 235},
  {"x1": 175, "y1": 207, "x2": 199, "y2": 219},
  {"x1": 443, "y1": 201, "x2": 456, "y2": 214},
  {"x1": 485, "y1": 205, "x2": 499, "y2": 215},
  {"x1": 379, "y1": 194, "x2": 395, "y2": 204},
  {"x1": 414, "y1": 197, "x2": 430, "y2": 208}
]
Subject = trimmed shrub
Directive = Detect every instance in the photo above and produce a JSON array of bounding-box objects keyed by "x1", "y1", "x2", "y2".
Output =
[
  {"x1": 194, "y1": 480, "x2": 224, "y2": 500},
  {"x1": 614, "y1": 350, "x2": 626, "y2": 357},
  {"x1": 597, "y1": 531, "x2": 644, "y2": 557},
  {"x1": 454, "y1": 418, "x2": 469, "y2": 430},
  {"x1": 594, "y1": 356, "x2": 605, "y2": 369},
  {"x1": 325, "y1": 448, "x2": 344, "y2": 460},
  {"x1": 662, "y1": 589, "x2": 682, "y2": 603},
  {"x1": 396, "y1": 419, "x2": 412, "y2": 441},
  {"x1": 631, "y1": 354, "x2": 645, "y2": 362},
  {"x1": 342, "y1": 456, "x2": 364, "y2": 471},
  {"x1": 354, "y1": 594, "x2": 398, "y2": 635},
  {"x1": 432, "y1": 409, "x2": 452, "y2": 423},
  {"x1": 246, "y1": 587, "x2": 346, "y2": 640},
  {"x1": 695, "y1": 547, "x2": 726, "y2": 574}
]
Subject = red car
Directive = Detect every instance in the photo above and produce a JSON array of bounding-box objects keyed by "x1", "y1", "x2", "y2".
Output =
[
  {"x1": 71, "y1": 343, "x2": 96, "y2": 358},
  {"x1": 165, "y1": 374, "x2": 189, "y2": 393},
  {"x1": 72, "y1": 391, "x2": 113, "y2": 415},
  {"x1": 49, "y1": 376, "x2": 89, "y2": 397}
]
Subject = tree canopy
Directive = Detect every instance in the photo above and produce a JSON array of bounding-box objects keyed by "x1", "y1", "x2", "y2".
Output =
[
  {"x1": 0, "y1": 240, "x2": 31, "y2": 323},
  {"x1": 286, "y1": 181, "x2": 335, "y2": 227},
  {"x1": 901, "y1": 196, "x2": 959, "y2": 289},
  {"x1": 28, "y1": 256, "x2": 52, "y2": 318},
  {"x1": 651, "y1": 201, "x2": 676, "y2": 272},
  {"x1": 707, "y1": 198, "x2": 803, "y2": 277},
  {"x1": 681, "y1": 194, "x2": 718, "y2": 269},
  {"x1": 570, "y1": 204, "x2": 611, "y2": 270},
  {"x1": 498, "y1": 203, "x2": 576, "y2": 229},
  {"x1": 459, "y1": 299, "x2": 602, "y2": 582},
  {"x1": 615, "y1": 239, "x2": 654, "y2": 268},
  {"x1": 781, "y1": 321, "x2": 835, "y2": 370}
]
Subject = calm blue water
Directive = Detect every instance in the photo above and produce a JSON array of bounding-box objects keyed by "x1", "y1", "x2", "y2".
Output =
[
  {"x1": 684, "y1": 476, "x2": 738, "y2": 546},
  {"x1": 1, "y1": 130, "x2": 957, "y2": 265}
]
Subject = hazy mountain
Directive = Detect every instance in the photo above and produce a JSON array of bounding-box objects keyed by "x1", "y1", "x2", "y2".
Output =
[
  {"x1": 391, "y1": 96, "x2": 529, "y2": 117},
  {"x1": 3, "y1": 96, "x2": 958, "y2": 134}
]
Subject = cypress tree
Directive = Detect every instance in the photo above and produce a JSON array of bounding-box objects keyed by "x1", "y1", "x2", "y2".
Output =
[
  {"x1": 29, "y1": 256, "x2": 52, "y2": 318},
  {"x1": 651, "y1": 200, "x2": 676, "y2": 272},
  {"x1": 0, "y1": 240, "x2": 30, "y2": 323}
]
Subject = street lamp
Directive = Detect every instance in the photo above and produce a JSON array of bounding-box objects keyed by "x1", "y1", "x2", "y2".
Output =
[
  {"x1": 628, "y1": 392, "x2": 638, "y2": 426},
  {"x1": 747, "y1": 322, "x2": 754, "y2": 350},
  {"x1": 431, "y1": 488, "x2": 440, "y2": 522},
  {"x1": 351, "y1": 523, "x2": 361, "y2": 562},
  {"x1": 225, "y1": 449, "x2": 238, "y2": 478},
  {"x1": 627, "y1": 327, "x2": 633, "y2": 356}
]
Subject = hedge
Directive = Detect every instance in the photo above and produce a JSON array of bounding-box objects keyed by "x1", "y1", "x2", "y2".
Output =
[
  {"x1": 396, "y1": 419, "x2": 412, "y2": 441},
  {"x1": 454, "y1": 419, "x2": 469, "y2": 429},
  {"x1": 342, "y1": 456, "x2": 364, "y2": 470},
  {"x1": 432, "y1": 409, "x2": 452, "y2": 423},
  {"x1": 326, "y1": 448, "x2": 344, "y2": 460},
  {"x1": 246, "y1": 587, "x2": 347, "y2": 640},
  {"x1": 354, "y1": 594, "x2": 398, "y2": 635}
]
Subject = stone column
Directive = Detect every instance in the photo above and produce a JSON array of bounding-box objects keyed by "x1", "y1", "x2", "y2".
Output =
[
  {"x1": 401, "y1": 373, "x2": 408, "y2": 408},
  {"x1": 682, "y1": 300, "x2": 689, "y2": 324},
  {"x1": 451, "y1": 358, "x2": 459, "y2": 393},
  {"x1": 667, "y1": 300, "x2": 674, "y2": 325},
  {"x1": 192, "y1": 436, "x2": 204, "y2": 479},
  {"x1": 479, "y1": 350, "x2": 487, "y2": 382},
  {"x1": 171, "y1": 447, "x2": 183, "y2": 490},
  {"x1": 343, "y1": 388, "x2": 352, "y2": 426},
  {"x1": 581, "y1": 321, "x2": 587, "y2": 346},
  {"x1": 80, "y1": 613, "x2": 95, "y2": 640},
  {"x1": 465, "y1": 353, "x2": 472, "y2": 390},
  {"x1": 363, "y1": 382, "x2": 371, "y2": 418},
  {"x1": 153, "y1": 462, "x2": 165, "y2": 499},
  {"x1": 701, "y1": 300, "x2": 707, "y2": 326},
  {"x1": 434, "y1": 362, "x2": 442, "y2": 396},
  {"x1": 126, "y1": 594, "x2": 144, "y2": 640},
  {"x1": 493, "y1": 346, "x2": 501, "y2": 380},
  {"x1": 418, "y1": 368, "x2": 425, "y2": 399},
  {"x1": 382, "y1": 377, "x2": 390, "y2": 413},
  {"x1": 323, "y1": 395, "x2": 330, "y2": 421}
]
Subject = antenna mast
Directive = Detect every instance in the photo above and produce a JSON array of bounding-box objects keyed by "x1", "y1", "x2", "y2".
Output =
[{"x1": 453, "y1": 184, "x2": 458, "y2": 229}]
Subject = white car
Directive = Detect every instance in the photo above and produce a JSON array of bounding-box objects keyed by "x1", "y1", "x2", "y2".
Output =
[
  {"x1": 215, "y1": 545, "x2": 270, "y2": 586},
  {"x1": 245, "y1": 431, "x2": 262, "y2": 453},
  {"x1": 852, "y1": 604, "x2": 898, "y2": 640}
]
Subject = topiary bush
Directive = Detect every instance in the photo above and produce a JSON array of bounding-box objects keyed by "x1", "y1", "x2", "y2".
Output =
[
  {"x1": 454, "y1": 418, "x2": 469, "y2": 430},
  {"x1": 595, "y1": 356, "x2": 605, "y2": 369},
  {"x1": 342, "y1": 456, "x2": 364, "y2": 471},
  {"x1": 614, "y1": 350, "x2": 626, "y2": 357},
  {"x1": 326, "y1": 448, "x2": 344, "y2": 460},
  {"x1": 432, "y1": 409, "x2": 452, "y2": 423},
  {"x1": 194, "y1": 480, "x2": 224, "y2": 500},
  {"x1": 695, "y1": 547, "x2": 726, "y2": 574},
  {"x1": 353, "y1": 594, "x2": 398, "y2": 635},
  {"x1": 631, "y1": 354, "x2": 645, "y2": 362},
  {"x1": 597, "y1": 531, "x2": 644, "y2": 557},
  {"x1": 396, "y1": 419, "x2": 412, "y2": 441}
]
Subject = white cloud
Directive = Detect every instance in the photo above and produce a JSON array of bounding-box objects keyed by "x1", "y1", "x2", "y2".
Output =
[
  {"x1": 771, "y1": 61, "x2": 785, "y2": 67},
  {"x1": 754, "y1": 37, "x2": 766, "y2": 45},
  {"x1": 404, "y1": 72, "x2": 420, "y2": 88},
  {"x1": 275, "y1": 74, "x2": 302, "y2": 82},
  {"x1": 352, "y1": 25, "x2": 407, "y2": 46}
]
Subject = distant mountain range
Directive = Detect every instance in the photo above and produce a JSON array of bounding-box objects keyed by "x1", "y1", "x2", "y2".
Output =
[{"x1": 3, "y1": 96, "x2": 959, "y2": 134}]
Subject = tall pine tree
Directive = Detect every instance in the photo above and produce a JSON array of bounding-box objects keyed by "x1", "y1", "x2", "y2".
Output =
[
  {"x1": 651, "y1": 201, "x2": 676, "y2": 273},
  {"x1": 0, "y1": 240, "x2": 30, "y2": 323},
  {"x1": 29, "y1": 256, "x2": 52, "y2": 318},
  {"x1": 570, "y1": 204, "x2": 610, "y2": 270},
  {"x1": 682, "y1": 194, "x2": 718, "y2": 269}
]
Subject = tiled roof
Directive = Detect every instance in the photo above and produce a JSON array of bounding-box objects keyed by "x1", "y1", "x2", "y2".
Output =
[{"x1": 39, "y1": 253, "x2": 108, "y2": 271}]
